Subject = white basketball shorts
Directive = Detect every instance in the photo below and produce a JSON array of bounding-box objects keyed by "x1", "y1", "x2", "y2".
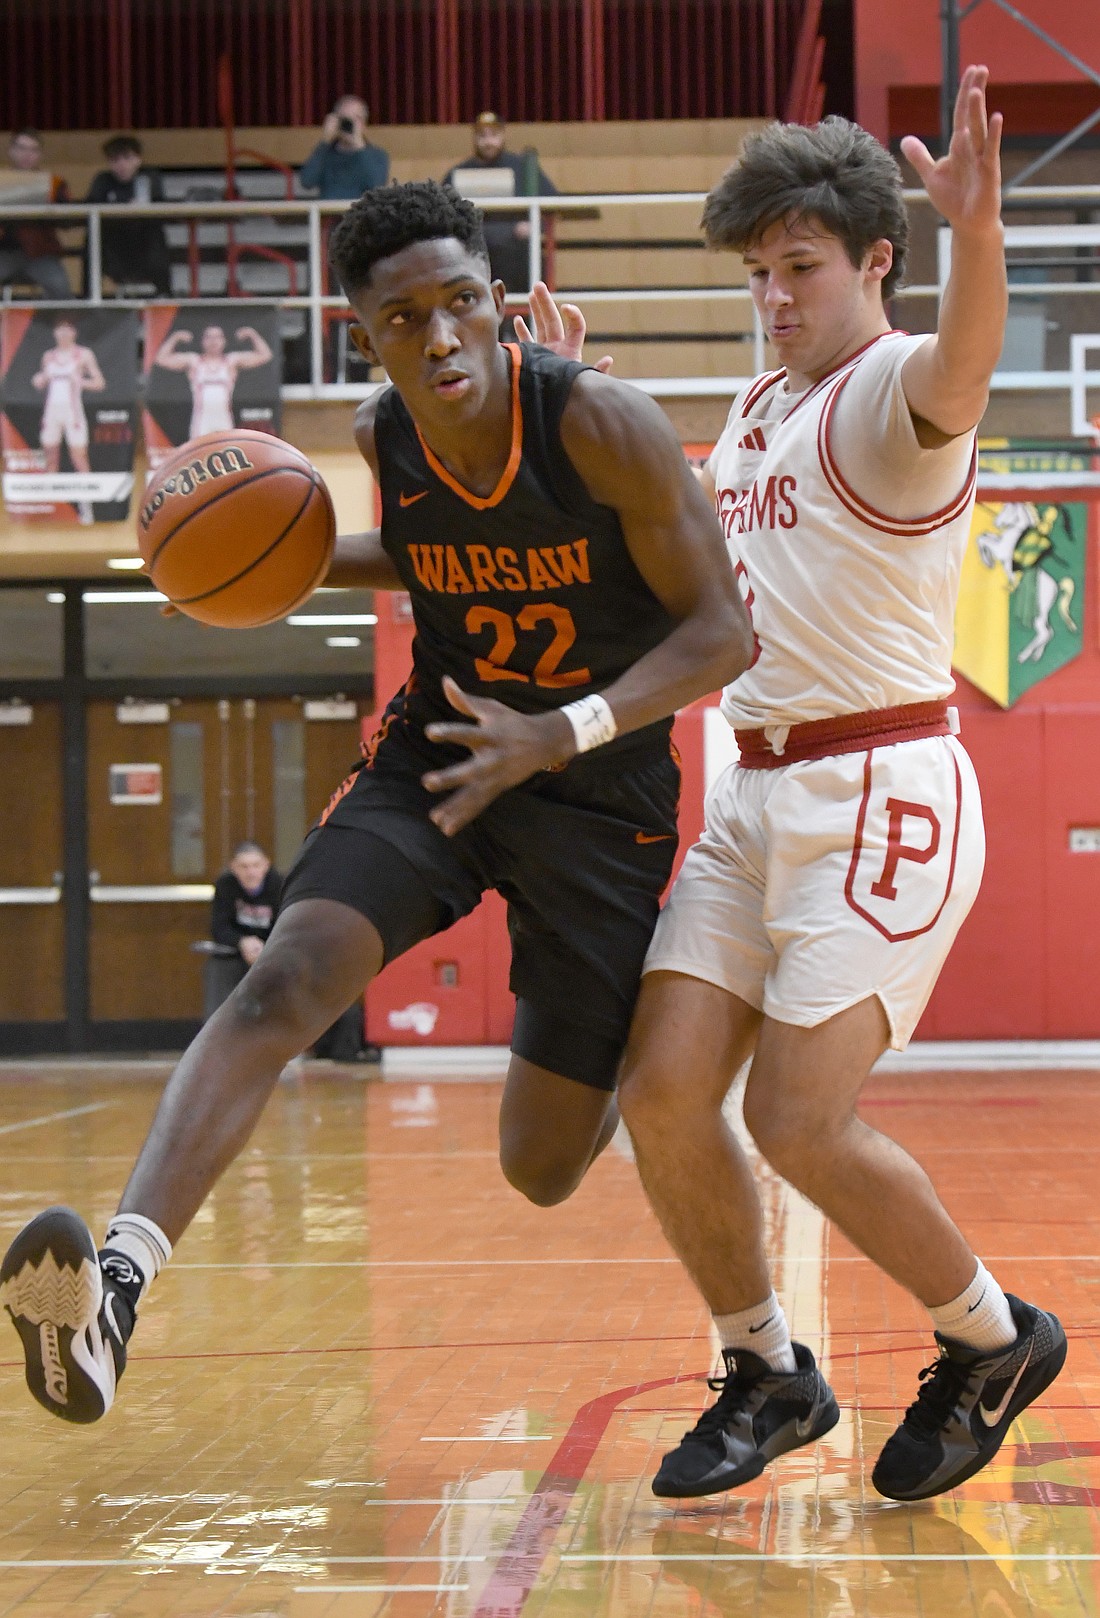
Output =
[
  {"x1": 40, "y1": 404, "x2": 88, "y2": 450},
  {"x1": 644, "y1": 734, "x2": 985, "y2": 1048}
]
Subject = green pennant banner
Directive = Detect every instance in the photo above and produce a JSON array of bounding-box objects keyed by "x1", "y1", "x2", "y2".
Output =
[{"x1": 954, "y1": 446, "x2": 1088, "y2": 707}]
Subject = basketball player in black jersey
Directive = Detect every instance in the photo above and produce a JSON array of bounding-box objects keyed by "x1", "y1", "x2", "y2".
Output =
[{"x1": 0, "y1": 180, "x2": 752, "y2": 1428}]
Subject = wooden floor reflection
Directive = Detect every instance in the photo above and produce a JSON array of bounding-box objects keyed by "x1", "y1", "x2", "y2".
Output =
[{"x1": 0, "y1": 1059, "x2": 1097, "y2": 1616}]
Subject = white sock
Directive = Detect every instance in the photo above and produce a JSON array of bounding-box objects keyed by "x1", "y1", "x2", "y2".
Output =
[
  {"x1": 103, "y1": 1213, "x2": 173, "y2": 1302},
  {"x1": 713, "y1": 1291, "x2": 798, "y2": 1374},
  {"x1": 928, "y1": 1260, "x2": 1017, "y2": 1353}
]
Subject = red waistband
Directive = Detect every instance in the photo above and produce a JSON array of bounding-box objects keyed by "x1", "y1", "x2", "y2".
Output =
[{"x1": 734, "y1": 700, "x2": 953, "y2": 769}]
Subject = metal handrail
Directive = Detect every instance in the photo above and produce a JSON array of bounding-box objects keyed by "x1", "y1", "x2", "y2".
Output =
[{"x1": 3, "y1": 189, "x2": 1099, "y2": 399}]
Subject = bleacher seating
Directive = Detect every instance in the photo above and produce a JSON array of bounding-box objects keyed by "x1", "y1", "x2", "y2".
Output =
[{"x1": 38, "y1": 119, "x2": 763, "y2": 377}]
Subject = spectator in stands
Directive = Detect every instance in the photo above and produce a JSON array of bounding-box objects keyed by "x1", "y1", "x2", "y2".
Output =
[
  {"x1": 299, "y1": 96, "x2": 390, "y2": 200},
  {"x1": 212, "y1": 842, "x2": 281, "y2": 978},
  {"x1": 85, "y1": 135, "x2": 171, "y2": 297},
  {"x1": 206, "y1": 840, "x2": 373, "y2": 1061},
  {"x1": 0, "y1": 128, "x2": 72, "y2": 299},
  {"x1": 443, "y1": 111, "x2": 557, "y2": 294}
]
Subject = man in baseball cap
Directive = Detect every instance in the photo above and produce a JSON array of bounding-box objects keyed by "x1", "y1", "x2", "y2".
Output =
[{"x1": 443, "y1": 111, "x2": 558, "y2": 295}]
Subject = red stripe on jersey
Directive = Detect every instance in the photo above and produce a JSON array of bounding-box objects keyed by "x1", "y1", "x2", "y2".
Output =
[{"x1": 817, "y1": 368, "x2": 977, "y2": 536}]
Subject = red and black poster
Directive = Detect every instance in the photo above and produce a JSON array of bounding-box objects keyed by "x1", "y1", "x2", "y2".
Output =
[
  {"x1": 142, "y1": 303, "x2": 281, "y2": 475},
  {"x1": 0, "y1": 306, "x2": 139, "y2": 523}
]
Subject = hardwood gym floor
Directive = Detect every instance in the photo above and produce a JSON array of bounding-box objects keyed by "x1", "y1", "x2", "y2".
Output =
[{"x1": 0, "y1": 1060, "x2": 1096, "y2": 1616}]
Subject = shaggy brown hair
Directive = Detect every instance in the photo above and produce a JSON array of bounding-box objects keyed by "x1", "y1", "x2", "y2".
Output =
[{"x1": 702, "y1": 117, "x2": 909, "y2": 299}]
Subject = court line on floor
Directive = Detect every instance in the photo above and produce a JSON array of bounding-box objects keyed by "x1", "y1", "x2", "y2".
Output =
[
  {"x1": 0, "y1": 1556, "x2": 485, "y2": 1571},
  {"x1": 8, "y1": 1329, "x2": 1100, "y2": 1377},
  {"x1": 560, "y1": 1553, "x2": 1100, "y2": 1565},
  {"x1": 0, "y1": 1101, "x2": 115, "y2": 1136},
  {"x1": 127, "y1": 1255, "x2": 1100, "y2": 1268},
  {"x1": 421, "y1": 1436, "x2": 552, "y2": 1444},
  {"x1": 294, "y1": 1587, "x2": 469, "y2": 1595}
]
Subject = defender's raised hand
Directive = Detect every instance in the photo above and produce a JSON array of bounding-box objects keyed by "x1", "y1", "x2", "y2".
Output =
[
  {"x1": 900, "y1": 64, "x2": 1002, "y2": 237},
  {"x1": 514, "y1": 280, "x2": 613, "y2": 372}
]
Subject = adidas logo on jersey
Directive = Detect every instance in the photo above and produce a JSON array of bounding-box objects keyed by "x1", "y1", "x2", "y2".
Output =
[{"x1": 737, "y1": 427, "x2": 768, "y2": 453}]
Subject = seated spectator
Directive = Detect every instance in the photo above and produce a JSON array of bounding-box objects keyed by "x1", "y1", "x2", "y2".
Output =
[
  {"x1": 205, "y1": 840, "x2": 375, "y2": 1062},
  {"x1": 0, "y1": 128, "x2": 72, "y2": 300},
  {"x1": 443, "y1": 111, "x2": 557, "y2": 294},
  {"x1": 299, "y1": 96, "x2": 390, "y2": 200},
  {"x1": 205, "y1": 841, "x2": 282, "y2": 1018},
  {"x1": 85, "y1": 135, "x2": 171, "y2": 296}
]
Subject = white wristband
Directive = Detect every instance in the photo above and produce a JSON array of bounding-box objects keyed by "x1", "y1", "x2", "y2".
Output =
[{"x1": 561, "y1": 693, "x2": 617, "y2": 754}]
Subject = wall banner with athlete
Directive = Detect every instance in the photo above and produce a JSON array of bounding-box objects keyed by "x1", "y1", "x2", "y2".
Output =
[
  {"x1": 142, "y1": 303, "x2": 281, "y2": 475},
  {"x1": 954, "y1": 443, "x2": 1088, "y2": 707},
  {"x1": 0, "y1": 306, "x2": 139, "y2": 524}
]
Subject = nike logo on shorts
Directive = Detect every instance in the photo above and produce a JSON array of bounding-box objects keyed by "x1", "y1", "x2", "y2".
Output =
[
  {"x1": 399, "y1": 489, "x2": 428, "y2": 507},
  {"x1": 635, "y1": 832, "x2": 673, "y2": 844}
]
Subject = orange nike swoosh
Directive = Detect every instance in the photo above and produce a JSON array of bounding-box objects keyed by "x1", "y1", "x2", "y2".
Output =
[
  {"x1": 399, "y1": 489, "x2": 428, "y2": 507},
  {"x1": 636, "y1": 832, "x2": 674, "y2": 844}
]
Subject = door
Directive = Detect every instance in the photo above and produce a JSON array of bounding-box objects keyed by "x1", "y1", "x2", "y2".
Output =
[
  {"x1": 85, "y1": 697, "x2": 366, "y2": 1039},
  {"x1": 0, "y1": 702, "x2": 65, "y2": 1040}
]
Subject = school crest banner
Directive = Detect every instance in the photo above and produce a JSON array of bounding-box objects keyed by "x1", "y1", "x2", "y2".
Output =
[
  {"x1": 0, "y1": 306, "x2": 139, "y2": 523},
  {"x1": 953, "y1": 446, "x2": 1088, "y2": 707},
  {"x1": 141, "y1": 303, "x2": 282, "y2": 476}
]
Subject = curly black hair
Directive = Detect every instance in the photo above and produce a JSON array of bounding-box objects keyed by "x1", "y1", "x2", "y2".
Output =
[
  {"x1": 329, "y1": 179, "x2": 489, "y2": 298},
  {"x1": 703, "y1": 117, "x2": 909, "y2": 300}
]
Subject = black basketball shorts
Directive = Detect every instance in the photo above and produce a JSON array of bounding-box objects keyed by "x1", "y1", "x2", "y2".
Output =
[{"x1": 279, "y1": 718, "x2": 680, "y2": 1089}]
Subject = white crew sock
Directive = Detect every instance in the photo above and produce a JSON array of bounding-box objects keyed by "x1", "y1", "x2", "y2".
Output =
[
  {"x1": 713, "y1": 1290, "x2": 798, "y2": 1374},
  {"x1": 928, "y1": 1260, "x2": 1017, "y2": 1354},
  {"x1": 102, "y1": 1213, "x2": 173, "y2": 1302}
]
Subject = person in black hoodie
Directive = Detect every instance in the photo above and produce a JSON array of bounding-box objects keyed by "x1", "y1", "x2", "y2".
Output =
[
  {"x1": 85, "y1": 135, "x2": 171, "y2": 296},
  {"x1": 204, "y1": 842, "x2": 281, "y2": 1016}
]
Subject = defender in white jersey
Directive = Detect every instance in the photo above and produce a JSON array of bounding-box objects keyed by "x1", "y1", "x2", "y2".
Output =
[
  {"x1": 617, "y1": 67, "x2": 1065, "y2": 1504},
  {"x1": 153, "y1": 322, "x2": 273, "y2": 442}
]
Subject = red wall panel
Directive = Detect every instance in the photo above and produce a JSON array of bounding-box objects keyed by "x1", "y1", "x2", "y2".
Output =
[
  {"x1": 914, "y1": 708, "x2": 1047, "y2": 1039},
  {"x1": 854, "y1": 0, "x2": 1100, "y2": 140},
  {"x1": 1042, "y1": 708, "x2": 1100, "y2": 1037}
]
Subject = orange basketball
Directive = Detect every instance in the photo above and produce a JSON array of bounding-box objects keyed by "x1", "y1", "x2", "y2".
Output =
[{"x1": 137, "y1": 428, "x2": 336, "y2": 627}]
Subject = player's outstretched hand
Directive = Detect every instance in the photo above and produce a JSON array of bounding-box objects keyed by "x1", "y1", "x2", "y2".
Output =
[
  {"x1": 514, "y1": 281, "x2": 613, "y2": 374},
  {"x1": 900, "y1": 64, "x2": 1002, "y2": 237},
  {"x1": 421, "y1": 675, "x2": 573, "y2": 835}
]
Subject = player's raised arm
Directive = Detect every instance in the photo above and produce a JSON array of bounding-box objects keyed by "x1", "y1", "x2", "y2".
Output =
[
  {"x1": 229, "y1": 326, "x2": 274, "y2": 370},
  {"x1": 153, "y1": 331, "x2": 195, "y2": 372},
  {"x1": 899, "y1": 64, "x2": 1006, "y2": 439},
  {"x1": 322, "y1": 392, "x2": 404, "y2": 591}
]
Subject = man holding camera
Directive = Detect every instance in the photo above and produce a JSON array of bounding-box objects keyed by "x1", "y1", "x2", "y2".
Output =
[{"x1": 299, "y1": 96, "x2": 390, "y2": 200}]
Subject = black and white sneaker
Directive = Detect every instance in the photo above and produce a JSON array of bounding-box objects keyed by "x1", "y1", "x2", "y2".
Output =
[
  {"x1": 872, "y1": 1295, "x2": 1067, "y2": 1501},
  {"x1": 0, "y1": 1206, "x2": 137, "y2": 1425},
  {"x1": 652, "y1": 1342, "x2": 840, "y2": 1498}
]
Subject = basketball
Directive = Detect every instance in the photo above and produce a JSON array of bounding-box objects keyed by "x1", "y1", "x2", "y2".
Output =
[{"x1": 136, "y1": 428, "x2": 336, "y2": 627}]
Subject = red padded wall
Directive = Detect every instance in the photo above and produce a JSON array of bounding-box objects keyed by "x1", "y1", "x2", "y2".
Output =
[{"x1": 917, "y1": 492, "x2": 1100, "y2": 1039}]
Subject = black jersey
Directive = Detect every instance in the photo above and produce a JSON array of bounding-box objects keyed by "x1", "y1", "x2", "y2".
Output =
[{"x1": 373, "y1": 343, "x2": 676, "y2": 756}]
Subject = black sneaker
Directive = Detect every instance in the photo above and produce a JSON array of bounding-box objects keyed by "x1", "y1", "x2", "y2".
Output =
[
  {"x1": 0, "y1": 1206, "x2": 137, "y2": 1424},
  {"x1": 872, "y1": 1295, "x2": 1067, "y2": 1501},
  {"x1": 652, "y1": 1342, "x2": 840, "y2": 1498}
]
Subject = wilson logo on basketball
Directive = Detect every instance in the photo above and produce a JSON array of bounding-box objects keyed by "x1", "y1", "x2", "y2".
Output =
[{"x1": 138, "y1": 446, "x2": 255, "y2": 530}]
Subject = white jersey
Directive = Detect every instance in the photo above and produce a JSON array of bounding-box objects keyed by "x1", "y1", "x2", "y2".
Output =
[
  {"x1": 39, "y1": 347, "x2": 91, "y2": 447},
  {"x1": 710, "y1": 331, "x2": 977, "y2": 731},
  {"x1": 189, "y1": 356, "x2": 235, "y2": 439}
]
